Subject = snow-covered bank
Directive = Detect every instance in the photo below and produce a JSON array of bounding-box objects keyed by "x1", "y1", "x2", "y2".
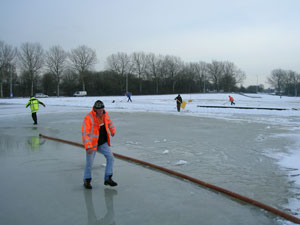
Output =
[{"x1": 2, "y1": 93, "x2": 300, "y2": 125}]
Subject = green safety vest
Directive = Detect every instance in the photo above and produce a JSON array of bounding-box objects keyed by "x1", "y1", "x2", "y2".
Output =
[{"x1": 26, "y1": 97, "x2": 40, "y2": 113}]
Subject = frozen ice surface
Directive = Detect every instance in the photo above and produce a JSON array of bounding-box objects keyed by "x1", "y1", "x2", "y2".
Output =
[
  {"x1": 1, "y1": 93, "x2": 300, "y2": 225},
  {"x1": 175, "y1": 160, "x2": 187, "y2": 165},
  {"x1": 162, "y1": 150, "x2": 169, "y2": 154}
]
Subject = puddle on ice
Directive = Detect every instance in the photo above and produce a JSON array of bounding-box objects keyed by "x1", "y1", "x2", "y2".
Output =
[{"x1": 0, "y1": 105, "x2": 299, "y2": 225}]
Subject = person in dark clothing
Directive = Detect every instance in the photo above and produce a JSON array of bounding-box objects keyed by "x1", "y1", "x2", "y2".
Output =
[
  {"x1": 174, "y1": 94, "x2": 182, "y2": 112},
  {"x1": 126, "y1": 92, "x2": 132, "y2": 102},
  {"x1": 25, "y1": 96, "x2": 46, "y2": 125}
]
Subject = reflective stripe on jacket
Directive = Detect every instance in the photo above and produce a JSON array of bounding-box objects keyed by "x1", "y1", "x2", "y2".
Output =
[
  {"x1": 82, "y1": 109, "x2": 116, "y2": 151},
  {"x1": 26, "y1": 97, "x2": 41, "y2": 113}
]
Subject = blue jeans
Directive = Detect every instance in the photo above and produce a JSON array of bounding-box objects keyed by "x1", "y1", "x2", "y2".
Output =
[{"x1": 83, "y1": 142, "x2": 114, "y2": 182}]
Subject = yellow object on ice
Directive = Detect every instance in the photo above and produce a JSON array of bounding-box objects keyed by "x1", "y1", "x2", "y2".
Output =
[
  {"x1": 181, "y1": 101, "x2": 187, "y2": 109},
  {"x1": 188, "y1": 99, "x2": 192, "y2": 103}
]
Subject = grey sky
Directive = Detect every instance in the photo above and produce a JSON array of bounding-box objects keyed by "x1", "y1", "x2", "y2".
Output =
[{"x1": 1, "y1": 0, "x2": 300, "y2": 87}]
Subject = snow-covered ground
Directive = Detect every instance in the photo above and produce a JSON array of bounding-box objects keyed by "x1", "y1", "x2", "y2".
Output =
[
  {"x1": 1, "y1": 92, "x2": 300, "y2": 222},
  {"x1": 2, "y1": 92, "x2": 300, "y2": 125}
]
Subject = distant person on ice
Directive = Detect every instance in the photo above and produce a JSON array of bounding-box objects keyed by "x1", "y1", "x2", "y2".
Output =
[
  {"x1": 25, "y1": 96, "x2": 46, "y2": 125},
  {"x1": 229, "y1": 95, "x2": 235, "y2": 105},
  {"x1": 82, "y1": 100, "x2": 117, "y2": 189},
  {"x1": 174, "y1": 94, "x2": 182, "y2": 112},
  {"x1": 126, "y1": 92, "x2": 132, "y2": 102}
]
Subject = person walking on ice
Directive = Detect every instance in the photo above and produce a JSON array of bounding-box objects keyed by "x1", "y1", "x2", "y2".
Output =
[
  {"x1": 82, "y1": 100, "x2": 117, "y2": 189},
  {"x1": 25, "y1": 95, "x2": 46, "y2": 125},
  {"x1": 174, "y1": 94, "x2": 182, "y2": 112},
  {"x1": 229, "y1": 95, "x2": 235, "y2": 105},
  {"x1": 126, "y1": 92, "x2": 132, "y2": 102}
]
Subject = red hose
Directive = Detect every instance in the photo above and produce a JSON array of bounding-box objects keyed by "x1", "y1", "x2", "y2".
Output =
[{"x1": 39, "y1": 133, "x2": 300, "y2": 224}]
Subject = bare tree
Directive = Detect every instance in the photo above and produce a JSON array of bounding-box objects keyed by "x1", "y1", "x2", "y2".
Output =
[
  {"x1": 286, "y1": 70, "x2": 300, "y2": 96},
  {"x1": 180, "y1": 63, "x2": 197, "y2": 93},
  {"x1": 18, "y1": 42, "x2": 44, "y2": 96},
  {"x1": 45, "y1": 45, "x2": 68, "y2": 96},
  {"x1": 131, "y1": 52, "x2": 148, "y2": 94},
  {"x1": 61, "y1": 68, "x2": 79, "y2": 96},
  {"x1": 190, "y1": 61, "x2": 208, "y2": 93},
  {"x1": 234, "y1": 69, "x2": 246, "y2": 85},
  {"x1": 0, "y1": 41, "x2": 18, "y2": 97},
  {"x1": 223, "y1": 62, "x2": 246, "y2": 84},
  {"x1": 105, "y1": 52, "x2": 132, "y2": 93},
  {"x1": 222, "y1": 61, "x2": 246, "y2": 91},
  {"x1": 69, "y1": 45, "x2": 97, "y2": 91},
  {"x1": 207, "y1": 60, "x2": 224, "y2": 92},
  {"x1": 145, "y1": 53, "x2": 164, "y2": 94},
  {"x1": 267, "y1": 69, "x2": 287, "y2": 94},
  {"x1": 163, "y1": 55, "x2": 184, "y2": 93}
]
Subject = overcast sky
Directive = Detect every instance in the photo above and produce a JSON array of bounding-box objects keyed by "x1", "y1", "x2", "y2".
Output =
[{"x1": 1, "y1": 0, "x2": 300, "y2": 87}]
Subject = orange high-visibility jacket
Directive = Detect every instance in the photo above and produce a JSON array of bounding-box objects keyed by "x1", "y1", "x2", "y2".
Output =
[
  {"x1": 82, "y1": 109, "x2": 116, "y2": 151},
  {"x1": 229, "y1": 96, "x2": 234, "y2": 102}
]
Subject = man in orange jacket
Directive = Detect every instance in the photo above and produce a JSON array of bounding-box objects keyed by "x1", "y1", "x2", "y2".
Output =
[{"x1": 82, "y1": 100, "x2": 117, "y2": 189}]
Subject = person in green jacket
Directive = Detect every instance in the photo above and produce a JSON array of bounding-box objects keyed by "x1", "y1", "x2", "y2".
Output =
[{"x1": 25, "y1": 96, "x2": 46, "y2": 125}]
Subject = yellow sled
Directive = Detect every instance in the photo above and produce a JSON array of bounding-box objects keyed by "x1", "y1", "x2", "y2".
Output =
[{"x1": 181, "y1": 101, "x2": 187, "y2": 109}]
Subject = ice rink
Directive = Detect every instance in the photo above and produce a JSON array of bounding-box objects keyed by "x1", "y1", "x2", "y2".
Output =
[{"x1": 1, "y1": 100, "x2": 300, "y2": 224}]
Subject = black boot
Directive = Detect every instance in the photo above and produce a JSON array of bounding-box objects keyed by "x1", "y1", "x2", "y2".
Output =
[
  {"x1": 104, "y1": 175, "x2": 118, "y2": 187},
  {"x1": 84, "y1": 178, "x2": 92, "y2": 189}
]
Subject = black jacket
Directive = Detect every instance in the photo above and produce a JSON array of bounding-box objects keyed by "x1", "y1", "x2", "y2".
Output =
[{"x1": 175, "y1": 95, "x2": 182, "y2": 104}]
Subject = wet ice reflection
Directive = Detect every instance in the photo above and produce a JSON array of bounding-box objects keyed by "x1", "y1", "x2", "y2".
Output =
[
  {"x1": 26, "y1": 136, "x2": 46, "y2": 151},
  {"x1": 84, "y1": 188, "x2": 117, "y2": 225}
]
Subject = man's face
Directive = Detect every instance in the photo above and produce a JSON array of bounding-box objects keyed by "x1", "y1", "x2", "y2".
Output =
[{"x1": 94, "y1": 108, "x2": 104, "y2": 117}]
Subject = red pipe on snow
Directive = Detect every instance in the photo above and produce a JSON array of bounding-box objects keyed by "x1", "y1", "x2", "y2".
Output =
[{"x1": 39, "y1": 133, "x2": 300, "y2": 224}]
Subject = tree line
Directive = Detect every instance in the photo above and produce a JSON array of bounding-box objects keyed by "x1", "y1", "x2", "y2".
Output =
[
  {"x1": 0, "y1": 40, "x2": 299, "y2": 97},
  {"x1": 267, "y1": 69, "x2": 300, "y2": 96}
]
